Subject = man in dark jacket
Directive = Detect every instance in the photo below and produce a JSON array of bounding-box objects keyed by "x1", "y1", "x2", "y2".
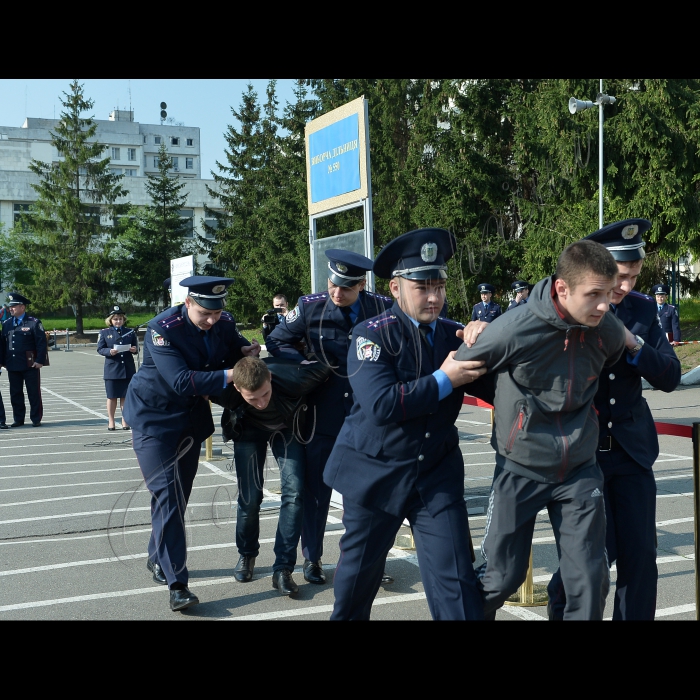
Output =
[
  {"x1": 0, "y1": 292, "x2": 47, "y2": 427},
  {"x1": 455, "y1": 239, "x2": 627, "y2": 620},
  {"x1": 212, "y1": 357, "x2": 331, "y2": 596},
  {"x1": 547, "y1": 219, "x2": 681, "y2": 620},
  {"x1": 652, "y1": 283, "x2": 682, "y2": 344},
  {"x1": 324, "y1": 228, "x2": 493, "y2": 620}
]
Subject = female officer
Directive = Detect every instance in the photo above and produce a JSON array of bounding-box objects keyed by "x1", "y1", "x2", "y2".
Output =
[{"x1": 97, "y1": 305, "x2": 138, "y2": 430}]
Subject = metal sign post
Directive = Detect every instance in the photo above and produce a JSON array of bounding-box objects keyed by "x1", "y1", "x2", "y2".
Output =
[{"x1": 306, "y1": 97, "x2": 375, "y2": 292}]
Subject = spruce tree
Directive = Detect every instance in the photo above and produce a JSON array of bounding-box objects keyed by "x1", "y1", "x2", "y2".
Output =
[
  {"x1": 114, "y1": 143, "x2": 192, "y2": 309},
  {"x1": 18, "y1": 79, "x2": 128, "y2": 335}
]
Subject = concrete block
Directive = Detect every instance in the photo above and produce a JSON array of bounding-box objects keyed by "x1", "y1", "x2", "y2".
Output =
[{"x1": 680, "y1": 365, "x2": 700, "y2": 386}]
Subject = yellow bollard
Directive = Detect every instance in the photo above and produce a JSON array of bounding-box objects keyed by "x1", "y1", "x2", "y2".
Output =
[
  {"x1": 504, "y1": 548, "x2": 548, "y2": 607},
  {"x1": 204, "y1": 401, "x2": 213, "y2": 460}
]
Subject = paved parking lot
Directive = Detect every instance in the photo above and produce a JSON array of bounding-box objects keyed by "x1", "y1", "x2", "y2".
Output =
[{"x1": 0, "y1": 348, "x2": 696, "y2": 620}]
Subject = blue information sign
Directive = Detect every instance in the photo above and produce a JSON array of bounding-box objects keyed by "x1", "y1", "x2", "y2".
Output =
[{"x1": 308, "y1": 113, "x2": 361, "y2": 204}]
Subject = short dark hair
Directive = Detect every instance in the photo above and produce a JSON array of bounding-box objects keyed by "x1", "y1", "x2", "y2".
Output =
[
  {"x1": 232, "y1": 357, "x2": 271, "y2": 392},
  {"x1": 555, "y1": 240, "x2": 618, "y2": 289},
  {"x1": 273, "y1": 293, "x2": 287, "y2": 303}
]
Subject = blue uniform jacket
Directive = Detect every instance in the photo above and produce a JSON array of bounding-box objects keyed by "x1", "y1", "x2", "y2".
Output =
[
  {"x1": 471, "y1": 301, "x2": 502, "y2": 322},
  {"x1": 597, "y1": 291, "x2": 680, "y2": 470},
  {"x1": 324, "y1": 302, "x2": 495, "y2": 518},
  {"x1": 97, "y1": 326, "x2": 137, "y2": 380},
  {"x1": 0, "y1": 315, "x2": 47, "y2": 371},
  {"x1": 657, "y1": 302, "x2": 681, "y2": 342},
  {"x1": 265, "y1": 289, "x2": 393, "y2": 437},
  {"x1": 506, "y1": 299, "x2": 527, "y2": 312},
  {"x1": 123, "y1": 306, "x2": 250, "y2": 444}
]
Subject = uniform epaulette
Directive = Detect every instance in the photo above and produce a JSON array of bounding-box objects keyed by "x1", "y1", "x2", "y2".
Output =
[
  {"x1": 219, "y1": 311, "x2": 236, "y2": 323},
  {"x1": 301, "y1": 292, "x2": 328, "y2": 304},
  {"x1": 629, "y1": 291, "x2": 654, "y2": 303},
  {"x1": 438, "y1": 317, "x2": 465, "y2": 328},
  {"x1": 157, "y1": 313, "x2": 185, "y2": 330},
  {"x1": 365, "y1": 291, "x2": 392, "y2": 303},
  {"x1": 366, "y1": 312, "x2": 398, "y2": 331},
  {"x1": 27, "y1": 316, "x2": 39, "y2": 322}
]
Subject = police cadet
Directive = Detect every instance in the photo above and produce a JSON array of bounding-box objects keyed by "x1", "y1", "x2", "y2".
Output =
[
  {"x1": 506, "y1": 280, "x2": 529, "y2": 311},
  {"x1": 652, "y1": 283, "x2": 682, "y2": 345},
  {"x1": 471, "y1": 283, "x2": 501, "y2": 322},
  {"x1": 548, "y1": 219, "x2": 681, "y2": 620},
  {"x1": 123, "y1": 276, "x2": 259, "y2": 612},
  {"x1": 324, "y1": 228, "x2": 493, "y2": 620},
  {"x1": 265, "y1": 249, "x2": 393, "y2": 586},
  {"x1": 0, "y1": 292, "x2": 47, "y2": 428}
]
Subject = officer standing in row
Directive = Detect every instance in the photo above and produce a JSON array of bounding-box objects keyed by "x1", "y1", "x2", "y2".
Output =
[
  {"x1": 324, "y1": 228, "x2": 493, "y2": 620},
  {"x1": 652, "y1": 283, "x2": 682, "y2": 344},
  {"x1": 506, "y1": 280, "x2": 529, "y2": 311},
  {"x1": 547, "y1": 219, "x2": 681, "y2": 620},
  {"x1": 0, "y1": 293, "x2": 47, "y2": 428},
  {"x1": 471, "y1": 283, "x2": 501, "y2": 322},
  {"x1": 265, "y1": 249, "x2": 394, "y2": 586},
  {"x1": 123, "y1": 276, "x2": 259, "y2": 612}
]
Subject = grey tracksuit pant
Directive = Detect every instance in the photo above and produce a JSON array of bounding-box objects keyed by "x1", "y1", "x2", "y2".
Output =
[{"x1": 477, "y1": 460, "x2": 609, "y2": 620}]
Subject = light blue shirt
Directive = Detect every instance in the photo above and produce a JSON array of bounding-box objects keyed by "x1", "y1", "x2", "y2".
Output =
[{"x1": 406, "y1": 316, "x2": 452, "y2": 401}]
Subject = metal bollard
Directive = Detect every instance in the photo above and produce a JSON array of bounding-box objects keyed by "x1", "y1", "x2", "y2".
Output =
[
  {"x1": 51, "y1": 328, "x2": 61, "y2": 351},
  {"x1": 204, "y1": 401, "x2": 213, "y2": 460},
  {"x1": 64, "y1": 328, "x2": 72, "y2": 352},
  {"x1": 504, "y1": 548, "x2": 548, "y2": 607},
  {"x1": 693, "y1": 422, "x2": 699, "y2": 620}
]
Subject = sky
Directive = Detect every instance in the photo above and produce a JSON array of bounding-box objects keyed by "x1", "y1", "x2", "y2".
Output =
[{"x1": 0, "y1": 79, "x2": 299, "y2": 180}]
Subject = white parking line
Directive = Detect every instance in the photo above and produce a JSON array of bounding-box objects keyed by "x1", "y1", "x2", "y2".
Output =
[{"x1": 42, "y1": 388, "x2": 108, "y2": 420}]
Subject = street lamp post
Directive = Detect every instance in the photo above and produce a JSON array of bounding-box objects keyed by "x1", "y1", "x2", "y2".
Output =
[{"x1": 569, "y1": 79, "x2": 616, "y2": 228}]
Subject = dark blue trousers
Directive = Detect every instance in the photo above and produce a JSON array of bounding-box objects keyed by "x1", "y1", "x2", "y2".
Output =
[
  {"x1": 0, "y1": 386, "x2": 5, "y2": 423},
  {"x1": 132, "y1": 429, "x2": 201, "y2": 588},
  {"x1": 331, "y1": 492, "x2": 484, "y2": 620},
  {"x1": 8, "y1": 368, "x2": 43, "y2": 424},
  {"x1": 548, "y1": 450, "x2": 657, "y2": 620},
  {"x1": 301, "y1": 433, "x2": 336, "y2": 562}
]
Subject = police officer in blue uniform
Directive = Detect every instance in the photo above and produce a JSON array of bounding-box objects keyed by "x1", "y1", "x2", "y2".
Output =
[
  {"x1": 471, "y1": 283, "x2": 501, "y2": 322},
  {"x1": 506, "y1": 280, "x2": 529, "y2": 311},
  {"x1": 548, "y1": 219, "x2": 681, "y2": 620},
  {"x1": 0, "y1": 292, "x2": 47, "y2": 428},
  {"x1": 324, "y1": 228, "x2": 493, "y2": 620},
  {"x1": 123, "y1": 276, "x2": 258, "y2": 611},
  {"x1": 97, "y1": 305, "x2": 138, "y2": 430},
  {"x1": 652, "y1": 283, "x2": 681, "y2": 344},
  {"x1": 265, "y1": 249, "x2": 393, "y2": 585}
]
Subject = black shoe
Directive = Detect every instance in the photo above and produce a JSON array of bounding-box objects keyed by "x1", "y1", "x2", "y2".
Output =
[
  {"x1": 108, "y1": 426, "x2": 116, "y2": 431},
  {"x1": 10, "y1": 422, "x2": 24, "y2": 428},
  {"x1": 122, "y1": 424, "x2": 131, "y2": 431},
  {"x1": 32, "y1": 422, "x2": 41, "y2": 427},
  {"x1": 147, "y1": 559, "x2": 167, "y2": 585},
  {"x1": 233, "y1": 555, "x2": 256, "y2": 583},
  {"x1": 303, "y1": 559, "x2": 326, "y2": 584},
  {"x1": 0, "y1": 423, "x2": 8, "y2": 430},
  {"x1": 381, "y1": 571, "x2": 394, "y2": 585},
  {"x1": 169, "y1": 587, "x2": 199, "y2": 611},
  {"x1": 272, "y1": 569, "x2": 299, "y2": 596}
]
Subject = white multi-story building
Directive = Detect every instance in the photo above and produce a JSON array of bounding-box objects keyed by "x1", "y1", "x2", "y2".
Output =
[{"x1": 0, "y1": 109, "x2": 221, "y2": 247}]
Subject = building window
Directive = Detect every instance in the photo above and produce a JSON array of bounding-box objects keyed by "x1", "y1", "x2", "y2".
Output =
[
  {"x1": 143, "y1": 135, "x2": 147, "y2": 144},
  {"x1": 111, "y1": 168, "x2": 123, "y2": 175},
  {"x1": 127, "y1": 148, "x2": 136, "y2": 161},
  {"x1": 172, "y1": 157, "x2": 179, "y2": 170},
  {"x1": 171, "y1": 137, "x2": 180, "y2": 146},
  {"x1": 203, "y1": 218, "x2": 218, "y2": 239},
  {"x1": 13, "y1": 203, "x2": 30, "y2": 227},
  {"x1": 154, "y1": 136, "x2": 162, "y2": 145},
  {"x1": 186, "y1": 138, "x2": 194, "y2": 146},
  {"x1": 154, "y1": 157, "x2": 160, "y2": 168},
  {"x1": 186, "y1": 157, "x2": 193, "y2": 169},
  {"x1": 124, "y1": 169, "x2": 137, "y2": 177},
  {"x1": 111, "y1": 147, "x2": 120, "y2": 160},
  {"x1": 179, "y1": 209, "x2": 194, "y2": 238}
]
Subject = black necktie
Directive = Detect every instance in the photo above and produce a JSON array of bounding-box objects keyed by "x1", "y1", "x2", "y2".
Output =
[
  {"x1": 341, "y1": 306, "x2": 354, "y2": 328},
  {"x1": 418, "y1": 324, "x2": 434, "y2": 360}
]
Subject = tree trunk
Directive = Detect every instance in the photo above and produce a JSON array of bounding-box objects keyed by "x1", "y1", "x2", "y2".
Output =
[{"x1": 75, "y1": 299, "x2": 85, "y2": 337}]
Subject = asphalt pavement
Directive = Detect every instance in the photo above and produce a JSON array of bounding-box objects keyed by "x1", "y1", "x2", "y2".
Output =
[{"x1": 0, "y1": 348, "x2": 696, "y2": 620}]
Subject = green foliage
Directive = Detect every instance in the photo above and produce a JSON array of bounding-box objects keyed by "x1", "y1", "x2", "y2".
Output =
[
  {"x1": 113, "y1": 143, "x2": 193, "y2": 309},
  {"x1": 16, "y1": 79, "x2": 128, "y2": 334},
  {"x1": 0, "y1": 223, "x2": 33, "y2": 292}
]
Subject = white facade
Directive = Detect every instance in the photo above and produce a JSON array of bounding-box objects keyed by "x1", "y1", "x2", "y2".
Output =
[{"x1": 0, "y1": 110, "x2": 221, "y2": 242}]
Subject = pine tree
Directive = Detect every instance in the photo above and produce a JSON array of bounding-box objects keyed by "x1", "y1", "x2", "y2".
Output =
[
  {"x1": 18, "y1": 79, "x2": 128, "y2": 335},
  {"x1": 114, "y1": 143, "x2": 192, "y2": 309}
]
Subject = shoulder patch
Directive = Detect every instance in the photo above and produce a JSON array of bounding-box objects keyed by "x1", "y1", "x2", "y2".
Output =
[
  {"x1": 157, "y1": 313, "x2": 185, "y2": 330},
  {"x1": 301, "y1": 292, "x2": 328, "y2": 304},
  {"x1": 286, "y1": 306, "x2": 300, "y2": 323},
  {"x1": 356, "y1": 336, "x2": 381, "y2": 361},
  {"x1": 151, "y1": 329, "x2": 170, "y2": 347}
]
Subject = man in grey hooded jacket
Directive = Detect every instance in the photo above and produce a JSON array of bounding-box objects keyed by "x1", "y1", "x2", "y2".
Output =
[{"x1": 455, "y1": 240, "x2": 626, "y2": 619}]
